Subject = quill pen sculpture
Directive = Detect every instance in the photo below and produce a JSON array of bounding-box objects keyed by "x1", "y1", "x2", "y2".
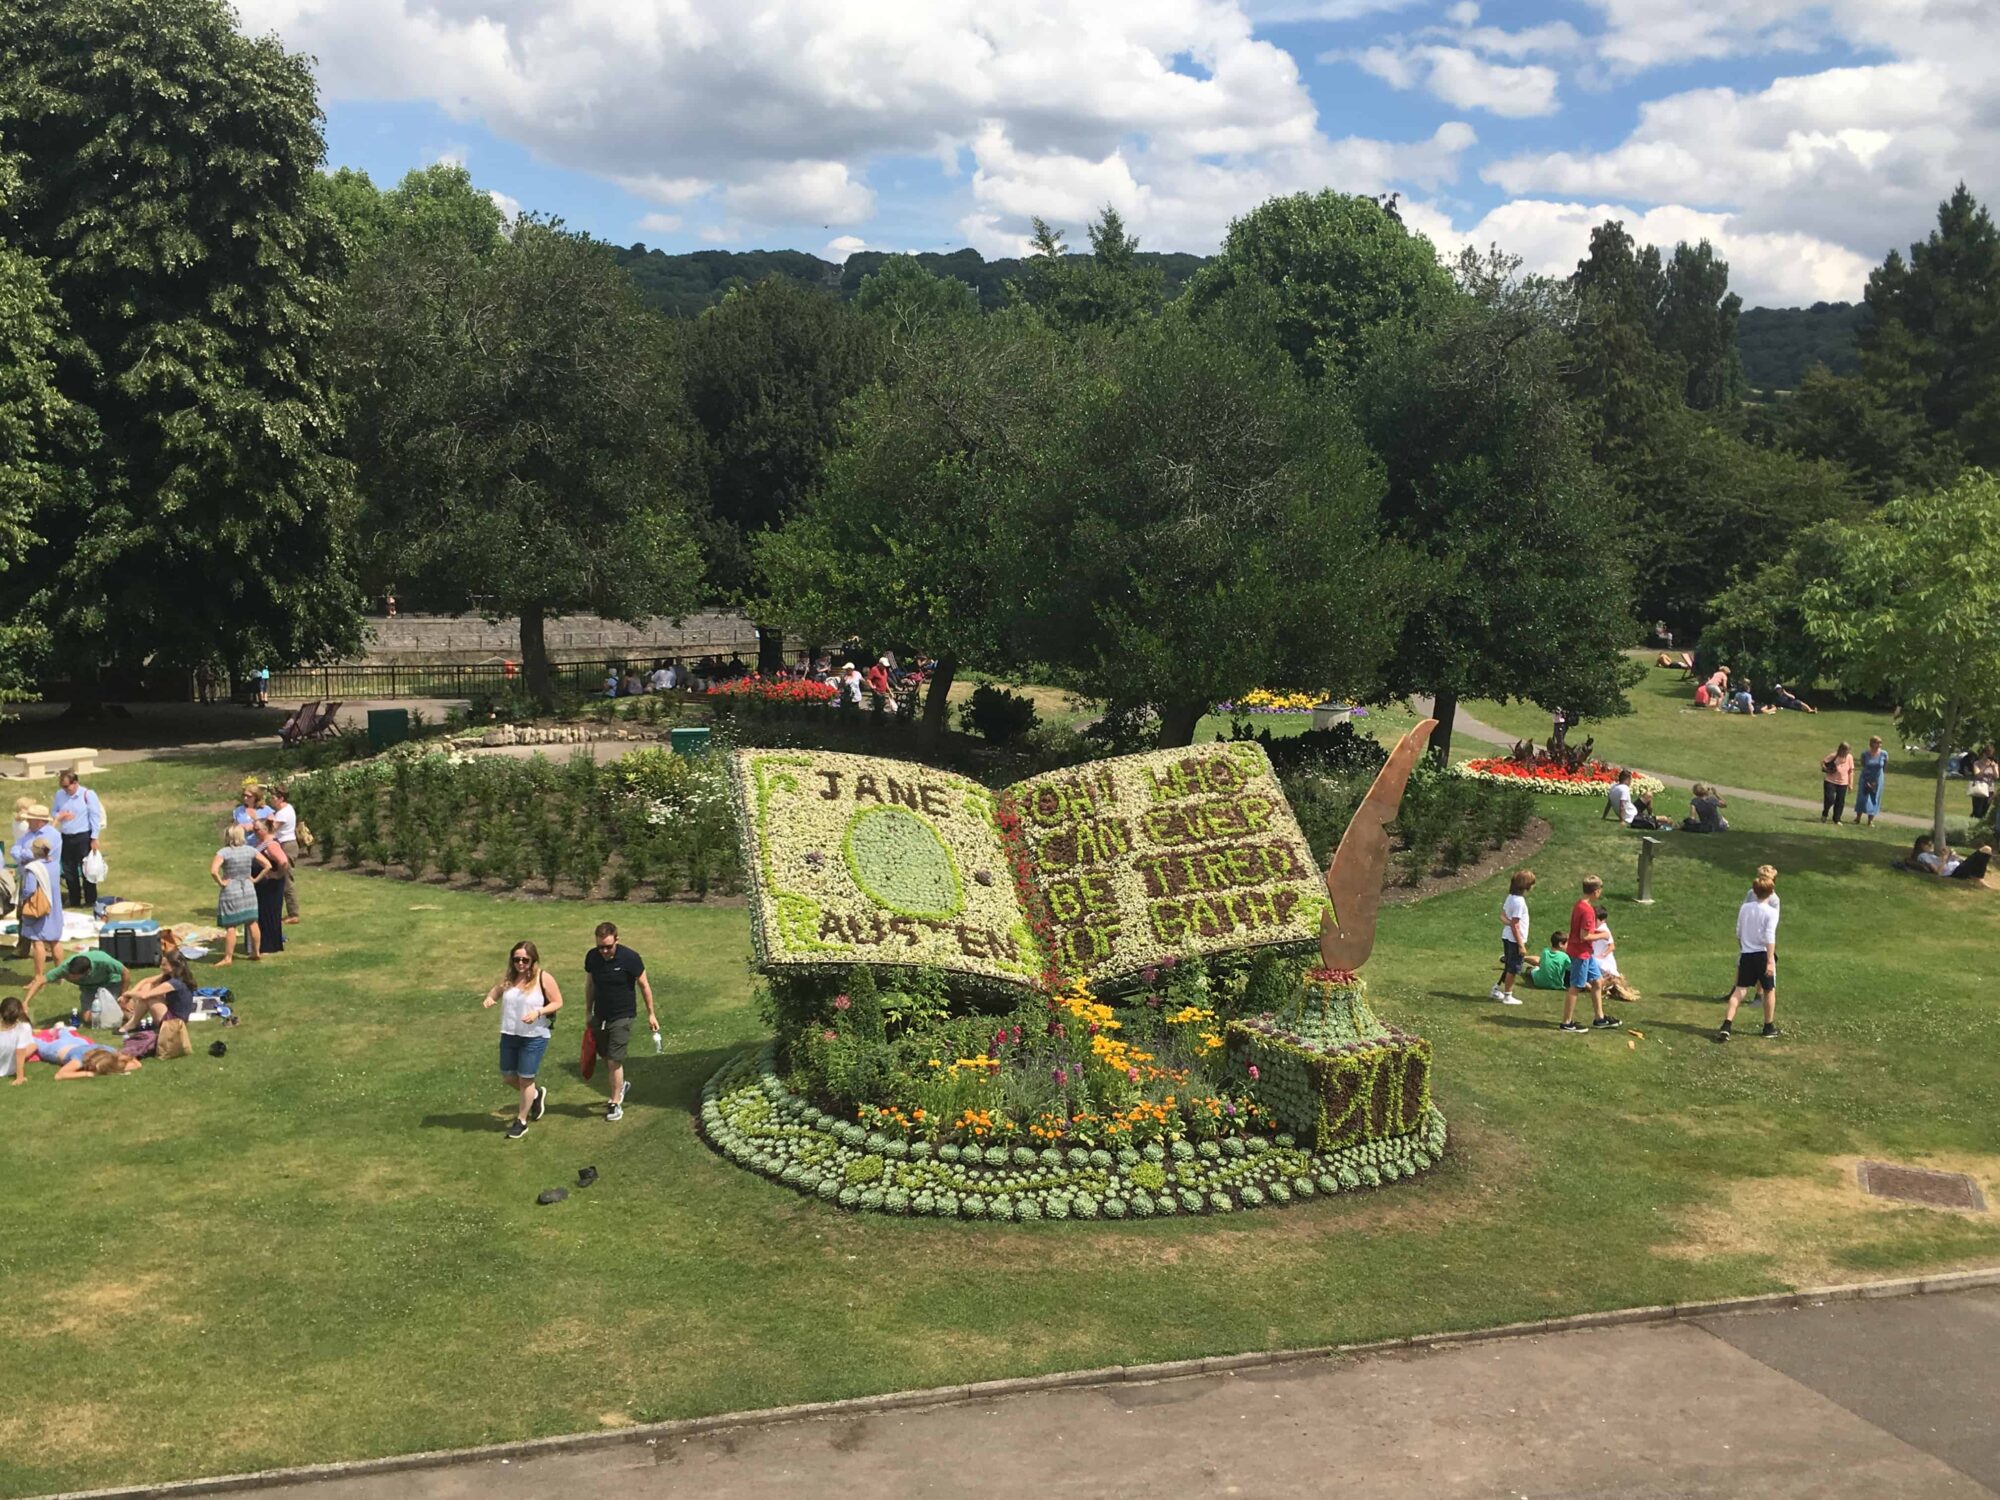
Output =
[{"x1": 1320, "y1": 717, "x2": 1438, "y2": 972}]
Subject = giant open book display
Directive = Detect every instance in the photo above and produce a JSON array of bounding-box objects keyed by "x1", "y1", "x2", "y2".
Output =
[{"x1": 700, "y1": 722, "x2": 1450, "y2": 1220}]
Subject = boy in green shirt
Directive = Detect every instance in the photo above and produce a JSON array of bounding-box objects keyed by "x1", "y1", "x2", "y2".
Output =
[
  {"x1": 1523, "y1": 931, "x2": 1571, "y2": 990},
  {"x1": 59, "y1": 949, "x2": 126, "y2": 1026}
]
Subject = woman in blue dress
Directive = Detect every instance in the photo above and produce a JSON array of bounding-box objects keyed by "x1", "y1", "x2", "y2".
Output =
[
  {"x1": 18, "y1": 836, "x2": 64, "y2": 1005},
  {"x1": 1854, "y1": 735, "x2": 1889, "y2": 827}
]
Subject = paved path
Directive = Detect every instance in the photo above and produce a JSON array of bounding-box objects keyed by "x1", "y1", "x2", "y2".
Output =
[
  {"x1": 1430, "y1": 700, "x2": 1934, "y2": 833},
  {"x1": 254, "y1": 1286, "x2": 2000, "y2": 1499}
]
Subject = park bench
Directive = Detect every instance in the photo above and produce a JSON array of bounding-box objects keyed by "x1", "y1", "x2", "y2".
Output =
[{"x1": 3, "y1": 746, "x2": 100, "y2": 779}]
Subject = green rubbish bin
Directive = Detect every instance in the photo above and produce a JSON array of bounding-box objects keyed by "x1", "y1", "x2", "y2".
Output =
[
  {"x1": 669, "y1": 726, "x2": 711, "y2": 759},
  {"x1": 367, "y1": 707, "x2": 411, "y2": 751}
]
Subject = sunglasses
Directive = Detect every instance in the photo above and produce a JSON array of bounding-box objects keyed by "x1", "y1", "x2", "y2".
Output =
[{"x1": 511, "y1": 954, "x2": 533, "y2": 965}]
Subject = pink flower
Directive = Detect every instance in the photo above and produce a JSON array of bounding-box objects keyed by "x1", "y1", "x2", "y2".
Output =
[
  {"x1": 1128, "y1": 1068, "x2": 1140, "y2": 1082},
  {"x1": 833, "y1": 994, "x2": 851, "y2": 1011},
  {"x1": 821, "y1": 1029, "x2": 837, "y2": 1042},
  {"x1": 1247, "y1": 1065, "x2": 1260, "y2": 1081}
]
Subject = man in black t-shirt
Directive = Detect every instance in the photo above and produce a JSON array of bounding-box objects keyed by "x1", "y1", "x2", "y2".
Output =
[{"x1": 583, "y1": 921, "x2": 656, "y2": 1121}]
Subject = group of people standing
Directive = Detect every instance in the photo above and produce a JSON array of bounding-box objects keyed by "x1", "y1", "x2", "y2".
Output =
[
  {"x1": 1493, "y1": 865, "x2": 1781, "y2": 1043},
  {"x1": 9, "y1": 769, "x2": 108, "y2": 1004},
  {"x1": 210, "y1": 783, "x2": 301, "y2": 964}
]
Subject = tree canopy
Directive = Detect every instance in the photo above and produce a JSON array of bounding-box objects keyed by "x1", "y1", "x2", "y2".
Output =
[{"x1": 0, "y1": 0, "x2": 364, "y2": 688}]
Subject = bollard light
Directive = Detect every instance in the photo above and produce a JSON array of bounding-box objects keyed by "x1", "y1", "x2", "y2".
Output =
[{"x1": 1635, "y1": 836, "x2": 1659, "y2": 905}]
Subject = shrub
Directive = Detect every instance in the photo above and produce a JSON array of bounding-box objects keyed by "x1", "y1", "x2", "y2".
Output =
[{"x1": 958, "y1": 684, "x2": 1039, "y2": 744}]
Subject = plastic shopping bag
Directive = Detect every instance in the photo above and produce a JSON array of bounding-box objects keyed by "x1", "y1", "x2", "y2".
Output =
[{"x1": 81, "y1": 850, "x2": 109, "y2": 884}]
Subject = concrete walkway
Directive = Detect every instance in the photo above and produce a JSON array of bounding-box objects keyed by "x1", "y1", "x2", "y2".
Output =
[
  {"x1": 243, "y1": 1285, "x2": 2000, "y2": 1499},
  {"x1": 1431, "y1": 700, "x2": 1934, "y2": 833}
]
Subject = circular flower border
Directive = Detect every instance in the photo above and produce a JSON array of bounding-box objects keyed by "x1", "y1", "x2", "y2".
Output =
[
  {"x1": 1452, "y1": 758, "x2": 1664, "y2": 798},
  {"x1": 699, "y1": 1045, "x2": 1447, "y2": 1220}
]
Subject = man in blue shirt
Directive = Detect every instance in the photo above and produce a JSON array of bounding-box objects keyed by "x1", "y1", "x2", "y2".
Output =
[{"x1": 51, "y1": 770, "x2": 105, "y2": 906}]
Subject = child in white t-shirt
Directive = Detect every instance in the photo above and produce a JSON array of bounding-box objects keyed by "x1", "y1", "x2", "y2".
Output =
[
  {"x1": 1492, "y1": 870, "x2": 1535, "y2": 1005},
  {"x1": 1591, "y1": 904, "x2": 1642, "y2": 1002}
]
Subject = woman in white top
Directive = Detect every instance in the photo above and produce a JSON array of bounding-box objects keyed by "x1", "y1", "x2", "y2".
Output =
[
  {"x1": 483, "y1": 940, "x2": 565, "y2": 1140},
  {"x1": 0, "y1": 997, "x2": 34, "y2": 1085},
  {"x1": 1590, "y1": 906, "x2": 1642, "y2": 1002}
]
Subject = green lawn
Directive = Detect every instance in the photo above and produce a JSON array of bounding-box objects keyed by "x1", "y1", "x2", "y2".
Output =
[
  {"x1": 5, "y1": 753, "x2": 2000, "y2": 1495},
  {"x1": 1467, "y1": 667, "x2": 1958, "y2": 816}
]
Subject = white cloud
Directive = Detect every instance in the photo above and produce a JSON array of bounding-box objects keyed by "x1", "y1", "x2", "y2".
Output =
[
  {"x1": 486, "y1": 189, "x2": 523, "y2": 223},
  {"x1": 824, "y1": 234, "x2": 869, "y2": 260},
  {"x1": 239, "y1": 0, "x2": 1475, "y2": 249},
  {"x1": 1443, "y1": 1, "x2": 1478, "y2": 25},
  {"x1": 724, "y1": 161, "x2": 875, "y2": 228},
  {"x1": 1415, "y1": 197, "x2": 1876, "y2": 306},
  {"x1": 636, "y1": 211, "x2": 682, "y2": 234}
]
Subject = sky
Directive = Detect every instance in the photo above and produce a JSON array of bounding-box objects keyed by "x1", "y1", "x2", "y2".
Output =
[{"x1": 235, "y1": 0, "x2": 1997, "y2": 307}]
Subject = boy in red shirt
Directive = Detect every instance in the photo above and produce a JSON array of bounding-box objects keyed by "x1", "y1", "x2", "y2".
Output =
[{"x1": 1560, "y1": 875, "x2": 1619, "y2": 1033}]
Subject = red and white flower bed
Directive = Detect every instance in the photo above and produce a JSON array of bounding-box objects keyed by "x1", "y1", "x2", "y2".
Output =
[{"x1": 1453, "y1": 757, "x2": 1664, "y2": 798}]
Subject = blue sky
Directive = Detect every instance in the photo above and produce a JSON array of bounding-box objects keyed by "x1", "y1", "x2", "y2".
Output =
[{"x1": 249, "y1": 0, "x2": 1994, "y2": 306}]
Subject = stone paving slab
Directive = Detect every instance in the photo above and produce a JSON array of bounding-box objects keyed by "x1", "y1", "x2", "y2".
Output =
[{"x1": 206, "y1": 1289, "x2": 2000, "y2": 1500}]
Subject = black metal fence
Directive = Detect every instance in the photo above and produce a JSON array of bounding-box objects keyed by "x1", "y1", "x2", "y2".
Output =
[{"x1": 257, "y1": 657, "x2": 659, "y2": 702}]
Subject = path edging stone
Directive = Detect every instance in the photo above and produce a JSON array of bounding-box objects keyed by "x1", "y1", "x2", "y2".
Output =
[{"x1": 44, "y1": 1264, "x2": 2000, "y2": 1500}]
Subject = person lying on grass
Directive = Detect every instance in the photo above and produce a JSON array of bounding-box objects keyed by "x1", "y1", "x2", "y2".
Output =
[
  {"x1": 32, "y1": 1023, "x2": 143, "y2": 1078},
  {"x1": 1905, "y1": 835, "x2": 1994, "y2": 883}
]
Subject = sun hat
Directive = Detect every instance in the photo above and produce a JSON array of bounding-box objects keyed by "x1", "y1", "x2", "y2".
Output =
[{"x1": 22, "y1": 803, "x2": 50, "y2": 819}]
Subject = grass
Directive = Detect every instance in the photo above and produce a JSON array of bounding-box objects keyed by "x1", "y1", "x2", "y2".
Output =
[
  {"x1": 5, "y1": 752, "x2": 2000, "y2": 1495},
  {"x1": 1466, "y1": 665, "x2": 1958, "y2": 815}
]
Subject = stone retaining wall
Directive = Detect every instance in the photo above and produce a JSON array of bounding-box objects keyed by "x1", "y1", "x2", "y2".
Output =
[{"x1": 358, "y1": 611, "x2": 770, "y2": 664}]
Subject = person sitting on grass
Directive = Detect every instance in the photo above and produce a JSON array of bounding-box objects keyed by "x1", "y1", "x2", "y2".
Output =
[
  {"x1": 1523, "y1": 932, "x2": 1572, "y2": 990},
  {"x1": 115, "y1": 954, "x2": 197, "y2": 1034},
  {"x1": 1769, "y1": 683, "x2": 1816, "y2": 713},
  {"x1": 1592, "y1": 905, "x2": 1642, "y2": 1003},
  {"x1": 1603, "y1": 768, "x2": 1669, "y2": 830},
  {"x1": 1681, "y1": 783, "x2": 1730, "y2": 833},
  {"x1": 1907, "y1": 835, "x2": 1994, "y2": 883},
  {"x1": 33, "y1": 1023, "x2": 143, "y2": 1077}
]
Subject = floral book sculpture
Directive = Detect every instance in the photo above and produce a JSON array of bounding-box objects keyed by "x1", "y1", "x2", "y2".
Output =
[
  {"x1": 731, "y1": 742, "x2": 1330, "y2": 992},
  {"x1": 706, "y1": 723, "x2": 1448, "y2": 1219}
]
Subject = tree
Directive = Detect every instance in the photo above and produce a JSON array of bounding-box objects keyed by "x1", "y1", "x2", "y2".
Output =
[
  {"x1": 679, "y1": 277, "x2": 882, "y2": 615},
  {"x1": 758, "y1": 312, "x2": 1080, "y2": 730},
  {"x1": 1185, "y1": 191, "x2": 1454, "y2": 384},
  {"x1": 0, "y1": 145, "x2": 88, "y2": 701},
  {"x1": 850, "y1": 254, "x2": 979, "y2": 344},
  {"x1": 321, "y1": 163, "x2": 505, "y2": 270},
  {"x1": 1011, "y1": 208, "x2": 1165, "y2": 332},
  {"x1": 0, "y1": 0, "x2": 364, "y2": 695},
  {"x1": 1698, "y1": 527, "x2": 1847, "y2": 691},
  {"x1": 1801, "y1": 471, "x2": 2000, "y2": 851},
  {"x1": 1009, "y1": 307, "x2": 1412, "y2": 745},
  {"x1": 1657, "y1": 240, "x2": 1746, "y2": 411},
  {"x1": 335, "y1": 216, "x2": 702, "y2": 705},
  {"x1": 1355, "y1": 253, "x2": 1636, "y2": 763},
  {"x1": 1745, "y1": 367, "x2": 1960, "y2": 507},
  {"x1": 1860, "y1": 186, "x2": 2000, "y2": 470}
]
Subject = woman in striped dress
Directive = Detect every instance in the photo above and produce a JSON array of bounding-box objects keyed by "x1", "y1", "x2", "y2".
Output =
[{"x1": 210, "y1": 825, "x2": 269, "y2": 966}]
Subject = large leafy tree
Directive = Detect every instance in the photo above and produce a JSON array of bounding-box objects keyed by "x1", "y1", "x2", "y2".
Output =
[
  {"x1": 1801, "y1": 470, "x2": 2000, "y2": 850},
  {"x1": 680, "y1": 277, "x2": 882, "y2": 610},
  {"x1": 1746, "y1": 367, "x2": 1960, "y2": 507},
  {"x1": 1859, "y1": 185, "x2": 2000, "y2": 471},
  {"x1": 1356, "y1": 253, "x2": 1635, "y2": 762},
  {"x1": 335, "y1": 216, "x2": 702, "y2": 705},
  {"x1": 1011, "y1": 307, "x2": 1412, "y2": 746},
  {"x1": 1657, "y1": 240, "x2": 1746, "y2": 411},
  {"x1": 757, "y1": 312, "x2": 1080, "y2": 729},
  {"x1": 321, "y1": 162, "x2": 505, "y2": 271},
  {"x1": 0, "y1": 0, "x2": 364, "y2": 693},
  {"x1": 850, "y1": 254, "x2": 980, "y2": 343},
  {"x1": 1188, "y1": 190, "x2": 1454, "y2": 385}
]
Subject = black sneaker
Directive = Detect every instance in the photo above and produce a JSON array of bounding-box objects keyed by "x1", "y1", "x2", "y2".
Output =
[
  {"x1": 530, "y1": 1084, "x2": 547, "y2": 1121},
  {"x1": 1760, "y1": 1023, "x2": 1781, "y2": 1038},
  {"x1": 1591, "y1": 1015, "x2": 1622, "y2": 1030},
  {"x1": 1558, "y1": 1020, "x2": 1585, "y2": 1033},
  {"x1": 506, "y1": 1119, "x2": 530, "y2": 1140},
  {"x1": 1716, "y1": 1023, "x2": 1733, "y2": 1043}
]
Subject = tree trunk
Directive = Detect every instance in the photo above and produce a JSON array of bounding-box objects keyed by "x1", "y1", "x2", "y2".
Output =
[
  {"x1": 1156, "y1": 699, "x2": 1205, "y2": 748},
  {"x1": 1428, "y1": 689, "x2": 1458, "y2": 767},
  {"x1": 1934, "y1": 703, "x2": 1959, "y2": 854},
  {"x1": 519, "y1": 603, "x2": 555, "y2": 710},
  {"x1": 755, "y1": 624, "x2": 784, "y2": 676},
  {"x1": 922, "y1": 653, "x2": 958, "y2": 735}
]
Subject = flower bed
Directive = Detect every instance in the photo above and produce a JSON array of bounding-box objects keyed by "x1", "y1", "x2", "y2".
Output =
[
  {"x1": 706, "y1": 675, "x2": 839, "y2": 705},
  {"x1": 701, "y1": 1043, "x2": 1445, "y2": 1219},
  {"x1": 1213, "y1": 689, "x2": 1325, "y2": 714},
  {"x1": 1454, "y1": 757, "x2": 1663, "y2": 798}
]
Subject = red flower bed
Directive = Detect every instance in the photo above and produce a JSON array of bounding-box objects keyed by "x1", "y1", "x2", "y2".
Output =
[
  {"x1": 1462, "y1": 756, "x2": 1619, "y2": 785},
  {"x1": 705, "y1": 675, "x2": 838, "y2": 704}
]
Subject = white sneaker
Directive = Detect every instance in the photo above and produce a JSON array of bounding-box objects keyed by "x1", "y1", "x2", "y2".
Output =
[
  {"x1": 1501, "y1": 993, "x2": 1523, "y2": 1006},
  {"x1": 1489, "y1": 985, "x2": 1507, "y2": 1001}
]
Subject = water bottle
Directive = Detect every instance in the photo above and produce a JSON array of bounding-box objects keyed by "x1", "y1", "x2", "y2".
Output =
[
  {"x1": 69, "y1": 1006, "x2": 81, "y2": 1028},
  {"x1": 651, "y1": 1026, "x2": 664, "y2": 1055}
]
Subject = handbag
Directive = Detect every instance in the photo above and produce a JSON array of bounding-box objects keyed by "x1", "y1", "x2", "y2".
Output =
[
  {"x1": 296, "y1": 820, "x2": 315, "y2": 852},
  {"x1": 156, "y1": 1017, "x2": 192, "y2": 1060},
  {"x1": 17, "y1": 877, "x2": 49, "y2": 921}
]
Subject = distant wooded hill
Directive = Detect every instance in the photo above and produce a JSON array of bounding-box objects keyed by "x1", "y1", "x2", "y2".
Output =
[
  {"x1": 612, "y1": 245, "x2": 1866, "y2": 390},
  {"x1": 1736, "y1": 303, "x2": 1865, "y2": 390}
]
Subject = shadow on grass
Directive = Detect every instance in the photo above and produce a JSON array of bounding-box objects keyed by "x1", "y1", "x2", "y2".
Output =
[
  {"x1": 1658, "y1": 825, "x2": 1911, "y2": 883},
  {"x1": 421, "y1": 1043, "x2": 744, "y2": 1133}
]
